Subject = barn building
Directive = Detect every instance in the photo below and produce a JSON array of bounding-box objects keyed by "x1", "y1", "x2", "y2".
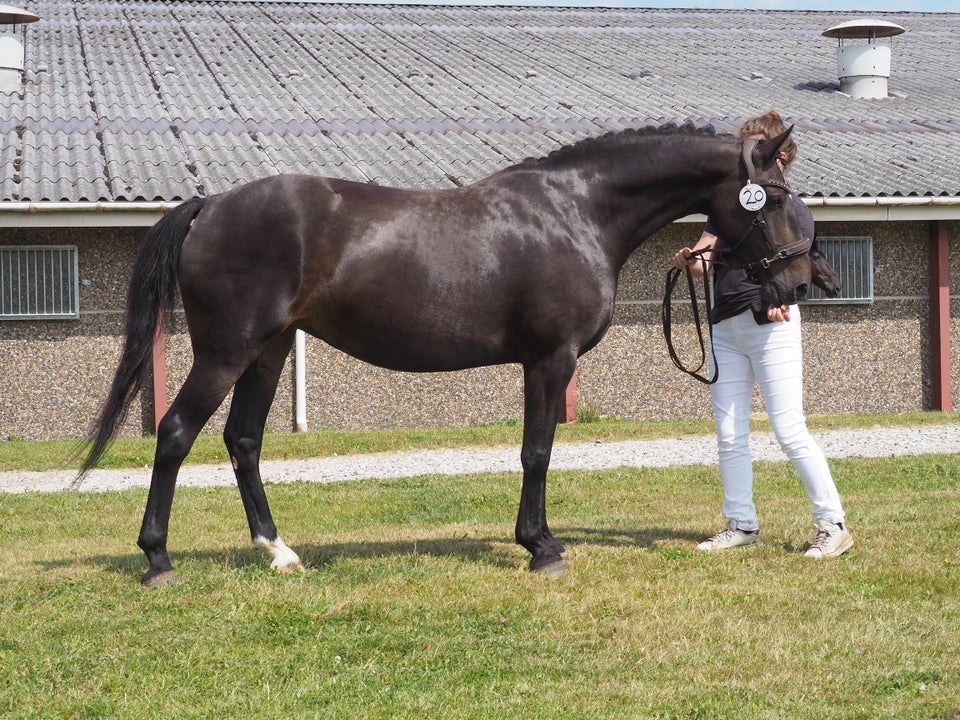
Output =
[{"x1": 0, "y1": 1, "x2": 958, "y2": 441}]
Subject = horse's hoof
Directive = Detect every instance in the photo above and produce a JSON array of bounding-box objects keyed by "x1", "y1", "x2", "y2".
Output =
[
  {"x1": 275, "y1": 561, "x2": 306, "y2": 575},
  {"x1": 141, "y1": 569, "x2": 179, "y2": 588},
  {"x1": 529, "y1": 553, "x2": 568, "y2": 576},
  {"x1": 533, "y1": 559, "x2": 568, "y2": 576}
]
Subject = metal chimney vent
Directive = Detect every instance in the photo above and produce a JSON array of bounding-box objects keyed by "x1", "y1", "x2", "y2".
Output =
[
  {"x1": 822, "y1": 19, "x2": 905, "y2": 100},
  {"x1": 0, "y1": 4, "x2": 39, "y2": 94}
]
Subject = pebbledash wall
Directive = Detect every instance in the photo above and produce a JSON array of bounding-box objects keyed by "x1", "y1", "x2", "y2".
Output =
[{"x1": 0, "y1": 217, "x2": 957, "y2": 441}]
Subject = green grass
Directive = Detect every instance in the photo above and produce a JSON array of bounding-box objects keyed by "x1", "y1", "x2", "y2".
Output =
[
  {"x1": 2, "y1": 410, "x2": 958, "y2": 472},
  {"x1": 1, "y1": 441, "x2": 959, "y2": 718}
]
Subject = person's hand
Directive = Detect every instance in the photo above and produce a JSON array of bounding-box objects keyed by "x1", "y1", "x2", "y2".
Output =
[
  {"x1": 672, "y1": 247, "x2": 706, "y2": 276},
  {"x1": 672, "y1": 247, "x2": 691, "y2": 268},
  {"x1": 767, "y1": 304, "x2": 791, "y2": 322}
]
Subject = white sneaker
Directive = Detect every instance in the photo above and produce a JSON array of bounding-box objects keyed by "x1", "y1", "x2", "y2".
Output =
[
  {"x1": 697, "y1": 519, "x2": 760, "y2": 551},
  {"x1": 805, "y1": 519, "x2": 854, "y2": 558}
]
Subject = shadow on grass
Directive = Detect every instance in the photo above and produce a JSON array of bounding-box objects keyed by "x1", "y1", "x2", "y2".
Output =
[
  {"x1": 39, "y1": 525, "x2": 705, "y2": 579},
  {"x1": 562, "y1": 526, "x2": 702, "y2": 549},
  {"x1": 297, "y1": 536, "x2": 508, "y2": 570}
]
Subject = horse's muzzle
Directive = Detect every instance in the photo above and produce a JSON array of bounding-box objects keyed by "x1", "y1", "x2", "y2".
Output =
[{"x1": 761, "y1": 280, "x2": 808, "y2": 307}]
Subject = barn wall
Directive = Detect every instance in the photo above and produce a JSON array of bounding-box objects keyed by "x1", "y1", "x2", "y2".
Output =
[
  {"x1": 0, "y1": 219, "x2": 953, "y2": 441},
  {"x1": 0, "y1": 227, "x2": 145, "y2": 441},
  {"x1": 583, "y1": 220, "x2": 939, "y2": 421}
]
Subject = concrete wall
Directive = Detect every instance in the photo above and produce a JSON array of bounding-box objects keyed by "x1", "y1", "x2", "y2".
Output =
[
  {"x1": 0, "y1": 219, "x2": 955, "y2": 440},
  {"x1": 0, "y1": 227, "x2": 144, "y2": 441}
]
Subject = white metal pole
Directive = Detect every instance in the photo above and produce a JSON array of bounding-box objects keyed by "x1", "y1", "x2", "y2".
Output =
[{"x1": 294, "y1": 329, "x2": 308, "y2": 432}]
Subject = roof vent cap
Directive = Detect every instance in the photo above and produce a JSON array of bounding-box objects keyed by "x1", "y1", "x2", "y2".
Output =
[
  {"x1": 0, "y1": 4, "x2": 38, "y2": 94},
  {"x1": 822, "y1": 19, "x2": 904, "y2": 100}
]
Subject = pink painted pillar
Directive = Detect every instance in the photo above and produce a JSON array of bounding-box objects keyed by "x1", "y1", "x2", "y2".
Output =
[{"x1": 929, "y1": 220, "x2": 952, "y2": 411}]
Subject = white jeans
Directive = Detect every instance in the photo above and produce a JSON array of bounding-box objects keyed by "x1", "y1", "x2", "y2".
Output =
[{"x1": 709, "y1": 306, "x2": 845, "y2": 531}]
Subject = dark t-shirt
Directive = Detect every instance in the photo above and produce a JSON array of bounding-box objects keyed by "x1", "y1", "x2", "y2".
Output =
[{"x1": 706, "y1": 192, "x2": 815, "y2": 324}]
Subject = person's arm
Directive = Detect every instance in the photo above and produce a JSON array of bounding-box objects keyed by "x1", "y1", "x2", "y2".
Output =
[{"x1": 672, "y1": 229, "x2": 717, "y2": 277}]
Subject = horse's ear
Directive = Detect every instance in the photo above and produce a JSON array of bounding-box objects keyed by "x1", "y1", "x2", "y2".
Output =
[{"x1": 755, "y1": 125, "x2": 794, "y2": 167}]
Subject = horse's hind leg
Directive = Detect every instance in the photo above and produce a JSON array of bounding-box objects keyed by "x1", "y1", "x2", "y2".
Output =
[
  {"x1": 516, "y1": 350, "x2": 577, "y2": 575},
  {"x1": 222, "y1": 329, "x2": 304, "y2": 574},
  {"x1": 139, "y1": 360, "x2": 239, "y2": 587}
]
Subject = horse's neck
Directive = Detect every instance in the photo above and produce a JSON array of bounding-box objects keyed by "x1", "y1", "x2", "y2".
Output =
[{"x1": 592, "y1": 138, "x2": 734, "y2": 265}]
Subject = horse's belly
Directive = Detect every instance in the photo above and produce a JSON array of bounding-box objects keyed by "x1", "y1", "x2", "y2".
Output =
[{"x1": 300, "y1": 310, "x2": 514, "y2": 373}]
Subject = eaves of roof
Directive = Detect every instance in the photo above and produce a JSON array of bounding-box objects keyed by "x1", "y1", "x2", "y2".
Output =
[{"x1": 4, "y1": 195, "x2": 960, "y2": 229}]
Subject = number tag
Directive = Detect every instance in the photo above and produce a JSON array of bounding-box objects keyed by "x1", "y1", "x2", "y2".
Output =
[{"x1": 739, "y1": 183, "x2": 767, "y2": 211}]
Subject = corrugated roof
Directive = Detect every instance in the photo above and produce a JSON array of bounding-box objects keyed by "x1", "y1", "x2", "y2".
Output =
[{"x1": 1, "y1": 1, "x2": 958, "y2": 202}]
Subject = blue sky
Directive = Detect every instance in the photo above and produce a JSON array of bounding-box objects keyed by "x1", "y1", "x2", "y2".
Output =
[
  {"x1": 615, "y1": 0, "x2": 954, "y2": 9},
  {"x1": 275, "y1": 0, "x2": 958, "y2": 9},
  {"x1": 326, "y1": 0, "x2": 960, "y2": 9},
  {"x1": 321, "y1": 0, "x2": 955, "y2": 10},
  {"x1": 344, "y1": 0, "x2": 944, "y2": 9}
]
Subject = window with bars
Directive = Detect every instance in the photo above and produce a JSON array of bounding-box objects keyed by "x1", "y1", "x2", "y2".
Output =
[
  {"x1": 803, "y1": 236, "x2": 874, "y2": 304},
  {"x1": 0, "y1": 245, "x2": 80, "y2": 320}
]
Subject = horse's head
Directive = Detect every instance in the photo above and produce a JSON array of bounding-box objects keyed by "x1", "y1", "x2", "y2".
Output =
[
  {"x1": 707, "y1": 127, "x2": 813, "y2": 306},
  {"x1": 810, "y1": 242, "x2": 842, "y2": 297}
]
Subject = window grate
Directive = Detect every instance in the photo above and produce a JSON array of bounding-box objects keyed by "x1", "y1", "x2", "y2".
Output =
[
  {"x1": 803, "y1": 236, "x2": 873, "y2": 305},
  {"x1": 0, "y1": 245, "x2": 80, "y2": 320}
]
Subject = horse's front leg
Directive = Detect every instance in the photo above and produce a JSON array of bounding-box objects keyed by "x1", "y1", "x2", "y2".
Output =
[
  {"x1": 223, "y1": 332, "x2": 304, "y2": 575},
  {"x1": 516, "y1": 352, "x2": 576, "y2": 575}
]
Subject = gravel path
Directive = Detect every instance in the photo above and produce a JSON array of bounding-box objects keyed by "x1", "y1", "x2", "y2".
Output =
[{"x1": 3, "y1": 423, "x2": 958, "y2": 494}]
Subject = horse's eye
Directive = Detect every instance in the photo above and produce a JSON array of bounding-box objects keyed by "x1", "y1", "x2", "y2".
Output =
[{"x1": 768, "y1": 196, "x2": 784, "y2": 209}]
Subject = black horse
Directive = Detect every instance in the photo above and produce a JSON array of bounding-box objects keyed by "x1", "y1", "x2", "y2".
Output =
[{"x1": 81, "y1": 123, "x2": 812, "y2": 586}]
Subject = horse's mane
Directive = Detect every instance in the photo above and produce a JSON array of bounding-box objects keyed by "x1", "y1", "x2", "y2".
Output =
[{"x1": 511, "y1": 122, "x2": 728, "y2": 171}]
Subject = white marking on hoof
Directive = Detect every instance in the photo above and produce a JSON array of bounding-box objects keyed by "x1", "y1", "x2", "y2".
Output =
[{"x1": 253, "y1": 535, "x2": 304, "y2": 573}]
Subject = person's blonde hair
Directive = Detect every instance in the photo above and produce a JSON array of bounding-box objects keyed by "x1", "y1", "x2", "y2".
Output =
[{"x1": 737, "y1": 110, "x2": 798, "y2": 169}]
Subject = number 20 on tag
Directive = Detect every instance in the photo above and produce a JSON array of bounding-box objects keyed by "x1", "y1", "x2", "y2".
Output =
[{"x1": 739, "y1": 183, "x2": 766, "y2": 212}]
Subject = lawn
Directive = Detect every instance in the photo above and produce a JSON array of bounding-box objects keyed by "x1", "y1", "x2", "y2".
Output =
[{"x1": 1, "y1": 431, "x2": 958, "y2": 719}]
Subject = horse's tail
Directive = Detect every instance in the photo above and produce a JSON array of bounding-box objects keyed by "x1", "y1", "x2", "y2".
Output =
[{"x1": 77, "y1": 197, "x2": 207, "y2": 482}]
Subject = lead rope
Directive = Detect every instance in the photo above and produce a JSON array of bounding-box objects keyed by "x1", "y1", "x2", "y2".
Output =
[
  {"x1": 661, "y1": 141, "x2": 754, "y2": 384},
  {"x1": 662, "y1": 250, "x2": 718, "y2": 385}
]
